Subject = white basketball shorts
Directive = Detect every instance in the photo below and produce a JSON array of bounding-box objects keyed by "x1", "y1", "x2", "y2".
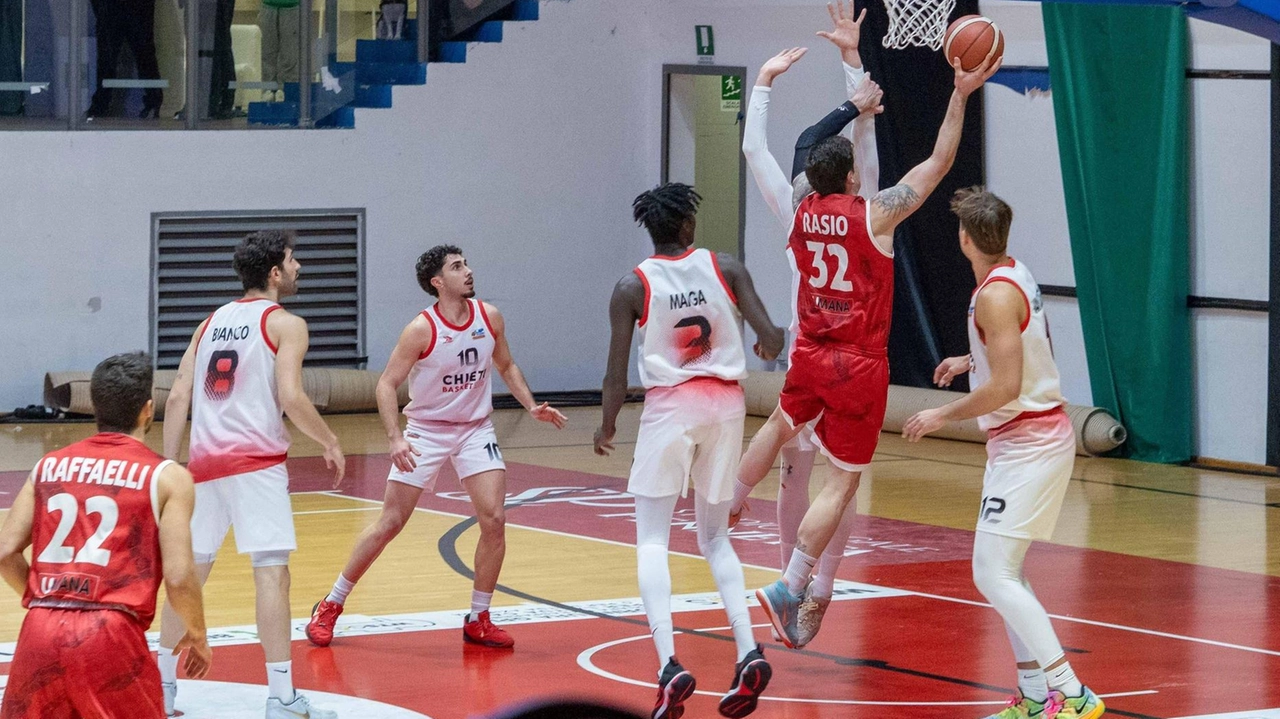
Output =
[
  {"x1": 191, "y1": 462, "x2": 297, "y2": 556},
  {"x1": 388, "y1": 416, "x2": 506, "y2": 490},
  {"x1": 628, "y1": 378, "x2": 746, "y2": 504},
  {"x1": 978, "y1": 408, "x2": 1076, "y2": 541}
]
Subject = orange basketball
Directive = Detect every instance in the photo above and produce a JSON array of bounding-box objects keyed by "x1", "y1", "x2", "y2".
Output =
[{"x1": 944, "y1": 15, "x2": 1005, "y2": 72}]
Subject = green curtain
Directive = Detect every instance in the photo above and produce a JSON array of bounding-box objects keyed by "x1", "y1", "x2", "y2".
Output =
[{"x1": 1043, "y1": 5, "x2": 1192, "y2": 463}]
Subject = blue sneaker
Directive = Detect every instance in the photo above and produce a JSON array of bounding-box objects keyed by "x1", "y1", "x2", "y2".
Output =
[{"x1": 755, "y1": 580, "x2": 801, "y2": 648}]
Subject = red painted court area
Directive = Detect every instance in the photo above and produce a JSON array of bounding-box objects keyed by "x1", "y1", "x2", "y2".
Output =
[{"x1": 3, "y1": 456, "x2": 1280, "y2": 718}]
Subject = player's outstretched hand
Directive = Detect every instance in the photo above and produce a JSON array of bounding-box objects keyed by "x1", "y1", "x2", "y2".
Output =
[
  {"x1": 176, "y1": 631, "x2": 212, "y2": 680},
  {"x1": 933, "y1": 355, "x2": 971, "y2": 388},
  {"x1": 530, "y1": 402, "x2": 568, "y2": 429},
  {"x1": 389, "y1": 435, "x2": 420, "y2": 473},
  {"x1": 953, "y1": 54, "x2": 1003, "y2": 97},
  {"x1": 593, "y1": 426, "x2": 615, "y2": 456},
  {"x1": 324, "y1": 442, "x2": 346, "y2": 488},
  {"x1": 760, "y1": 47, "x2": 808, "y2": 82},
  {"x1": 816, "y1": 1, "x2": 866, "y2": 52},
  {"x1": 902, "y1": 408, "x2": 947, "y2": 442},
  {"x1": 851, "y1": 77, "x2": 884, "y2": 115}
]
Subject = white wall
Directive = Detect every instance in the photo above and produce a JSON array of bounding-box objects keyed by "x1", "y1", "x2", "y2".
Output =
[
  {"x1": 980, "y1": 0, "x2": 1272, "y2": 463},
  {"x1": 2, "y1": 0, "x2": 1273, "y2": 464}
]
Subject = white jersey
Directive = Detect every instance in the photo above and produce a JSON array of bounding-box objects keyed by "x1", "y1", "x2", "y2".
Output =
[
  {"x1": 634, "y1": 248, "x2": 747, "y2": 389},
  {"x1": 403, "y1": 299, "x2": 495, "y2": 424},
  {"x1": 189, "y1": 298, "x2": 291, "y2": 483},
  {"x1": 968, "y1": 259, "x2": 1066, "y2": 431}
]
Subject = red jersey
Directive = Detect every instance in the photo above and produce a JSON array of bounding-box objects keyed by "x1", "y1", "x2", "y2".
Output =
[
  {"x1": 24, "y1": 433, "x2": 169, "y2": 627},
  {"x1": 787, "y1": 193, "x2": 894, "y2": 349}
]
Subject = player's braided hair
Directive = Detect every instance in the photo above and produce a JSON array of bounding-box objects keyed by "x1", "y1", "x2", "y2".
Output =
[
  {"x1": 632, "y1": 183, "x2": 702, "y2": 247},
  {"x1": 416, "y1": 244, "x2": 464, "y2": 297}
]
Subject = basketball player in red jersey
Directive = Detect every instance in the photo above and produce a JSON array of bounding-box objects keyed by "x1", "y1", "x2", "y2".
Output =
[
  {"x1": 158, "y1": 230, "x2": 345, "y2": 719},
  {"x1": 0, "y1": 353, "x2": 211, "y2": 719},
  {"x1": 754, "y1": 54, "x2": 1002, "y2": 649},
  {"x1": 595, "y1": 183, "x2": 785, "y2": 719},
  {"x1": 903, "y1": 188, "x2": 1103, "y2": 719},
  {"x1": 305, "y1": 244, "x2": 567, "y2": 651}
]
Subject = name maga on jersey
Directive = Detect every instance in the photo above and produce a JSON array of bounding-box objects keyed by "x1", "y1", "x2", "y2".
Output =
[
  {"x1": 669, "y1": 290, "x2": 707, "y2": 310},
  {"x1": 37, "y1": 457, "x2": 157, "y2": 490}
]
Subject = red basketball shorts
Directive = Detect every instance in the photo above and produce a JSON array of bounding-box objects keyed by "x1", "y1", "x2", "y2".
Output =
[
  {"x1": 0, "y1": 607, "x2": 164, "y2": 719},
  {"x1": 779, "y1": 338, "x2": 889, "y2": 471}
]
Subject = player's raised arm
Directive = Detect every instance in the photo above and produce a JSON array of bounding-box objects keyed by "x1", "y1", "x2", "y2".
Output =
[
  {"x1": 715, "y1": 253, "x2": 785, "y2": 361},
  {"x1": 270, "y1": 310, "x2": 345, "y2": 484},
  {"x1": 486, "y1": 302, "x2": 567, "y2": 429},
  {"x1": 163, "y1": 318, "x2": 208, "y2": 461},
  {"x1": 868, "y1": 55, "x2": 1002, "y2": 247},
  {"x1": 156, "y1": 462, "x2": 212, "y2": 679},
  {"x1": 595, "y1": 274, "x2": 644, "y2": 455},
  {"x1": 376, "y1": 315, "x2": 433, "y2": 473},
  {"x1": 744, "y1": 48, "x2": 808, "y2": 225},
  {"x1": 0, "y1": 472, "x2": 35, "y2": 595}
]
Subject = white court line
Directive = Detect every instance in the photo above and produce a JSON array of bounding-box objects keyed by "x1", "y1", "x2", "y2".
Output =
[
  {"x1": 575, "y1": 625, "x2": 1159, "y2": 706},
  {"x1": 293, "y1": 507, "x2": 380, "y2": 516},
  {"x1": 316, "y1": 491, "x2": 1280, "y2": 658}
]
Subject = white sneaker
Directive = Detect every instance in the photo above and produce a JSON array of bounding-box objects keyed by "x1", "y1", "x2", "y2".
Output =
[
  {"x1": 162, "y1": 681, "x2": 177, "y2": 717},
  {"x1": 266, "y1": 692, "x2": 338, "y2": 719}
]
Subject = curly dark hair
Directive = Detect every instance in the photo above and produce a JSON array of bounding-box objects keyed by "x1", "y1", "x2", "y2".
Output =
[
  {"x1": 632, "y1": 183, "x2": 701, "y2": 247},
  {"x1": 233, "y1": 230, "x2": 296, "y2": 291},
  {"x1": 804, "y1": 136, "x2": 855, "y2": 197},
  {"x1": 91, "y1": 352, "x2": 154, "y2": 434},
  {"x1": 416, "y1": 245, "x2": 464, "y2": 297}
]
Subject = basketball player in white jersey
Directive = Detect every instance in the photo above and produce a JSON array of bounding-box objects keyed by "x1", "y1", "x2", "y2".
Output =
[
  {"x1": 735, "y1": 2, "x2": 883, "y2": 648},
  {"x1": 595, "y1": 183, "x2": 785, "y2": 719},
  {"x1": 903, "y1": 189, "x2": 1104, "y2": 719},
  {"x1": 158, "y1": 230, "x2": 346, "y2": 719},
  {"x1": 305, "y1": 244, "x2": 567, "y2": 651}
]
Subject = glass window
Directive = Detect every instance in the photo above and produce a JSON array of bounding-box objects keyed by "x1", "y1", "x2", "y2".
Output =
[{"x1": 0, "y1": 0, "x2": 71, "y2": 128}]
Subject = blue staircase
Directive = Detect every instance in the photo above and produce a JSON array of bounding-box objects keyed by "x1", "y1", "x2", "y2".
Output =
[{"x1": 248, "y1": 0, "x2": 540, "y2": 128}]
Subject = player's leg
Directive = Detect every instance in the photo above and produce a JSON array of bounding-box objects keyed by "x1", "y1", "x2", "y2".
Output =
[
  {"x1": 689, "y1": 399, "x2": 774, "y2": 719},
  {"x1": 459, "y1": 468, "x2": 515, "y2": 648},
  {"x1": 730, "y1": 405, "x2": 803, "y2": 523},
  {"x1": 454, "y1": 418, "x2": 513, "y2": 647},
  {"x1": 795, "y1": 465, "x2": 863, "y2": 648},
  {"x1": 308, "y1": 427, "x2": 445, "y2": 647},
  {"x1": 158, "y1": 479, "x2": 227, "y2": 715},
  {"x1": 775, "y1": 431, "x2": 816, "y2": 567},
  {"x1": 629, "y1": 387, "x2": 698, "y2": 719}
]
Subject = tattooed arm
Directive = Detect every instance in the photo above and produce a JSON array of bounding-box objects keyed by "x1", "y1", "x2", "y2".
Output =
[{"x1": 867, "y1": 56, "x2": 1003, "y2": 252}]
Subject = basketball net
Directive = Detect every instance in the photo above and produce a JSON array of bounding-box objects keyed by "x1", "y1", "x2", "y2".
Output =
[{"x1": 881, "y1": 0, "x2": 956, "y2": 50}]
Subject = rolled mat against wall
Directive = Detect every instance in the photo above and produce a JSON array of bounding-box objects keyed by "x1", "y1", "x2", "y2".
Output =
[
  {"x1": 741, "y1": 371, "x2": 1126, "y2": 457},
  {"x1": 45, "y1": 368, "x2": 411, "y2": 420}
]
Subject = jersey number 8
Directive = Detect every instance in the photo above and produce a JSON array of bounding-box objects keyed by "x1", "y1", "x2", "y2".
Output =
[{"x1": 204, "y1": 350, "x2": 239, "y2": 401}]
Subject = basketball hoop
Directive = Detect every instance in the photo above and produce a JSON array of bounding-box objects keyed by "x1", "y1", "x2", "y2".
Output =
[{"x1": 882, "y1": 0, "x2": 956, "y2": 50}]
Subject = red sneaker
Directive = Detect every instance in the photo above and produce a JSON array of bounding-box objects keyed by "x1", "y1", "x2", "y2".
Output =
[
  {"x1": 728, "y1": 500, "x2": 750, "y2": 530},
  {"x1": 463, "y1": 610, "x2": 515, "y2": 648},
  {"x1": 305, "y1": 599, "x2": 344, "y2": 647}
]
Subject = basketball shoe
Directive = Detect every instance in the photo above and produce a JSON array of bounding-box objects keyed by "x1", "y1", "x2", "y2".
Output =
[
  {"x1": 463, "y1": 610, "x2": 515, "y2": 648},
  {"x1": 794, "y1": 592, "x2": 831, "y2": 648},
  {"x1": 653, "y1": 658, "x2": 697, "y2": 719},
  {"x1": 718, "y1": 644, "x2": 771, "y2": 718},
  {"x1": 1047, "y1": 687, "x2": 1105, "y2": 719},
  {"x1": 728, "y1": 500, "x2": 750, "y2": 530},
  {"x1": 305, "y1": 599, "x2": 344, "y2": 647},
  {"x1": 980, "y1": 691, "x2": 1051, "y2": 719},
  {"x1": 755, "y1": 580, "x2": 801, "y2": 648},
  {"x1": 266, "y1": 692, "x2": 338, "y2": 718}
]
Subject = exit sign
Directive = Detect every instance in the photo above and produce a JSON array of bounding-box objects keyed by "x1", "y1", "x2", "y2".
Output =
[{"x1": 696, "y1": 25, "x2": 715, "y2": 56}]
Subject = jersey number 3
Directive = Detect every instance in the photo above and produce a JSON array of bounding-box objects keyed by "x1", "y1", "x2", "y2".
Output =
[
  {"x1": 37, "y1": 494, "x2": 119, "y2": 567},
  {"x1": 204, "y1": 350, "x2": 239, "y2": 401},
  {"x1": 806, "y1": 242, "x2": 854, "y2": 292}
]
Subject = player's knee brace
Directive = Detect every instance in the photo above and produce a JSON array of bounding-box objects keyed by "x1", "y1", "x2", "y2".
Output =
[{"x1": 250, "y1": 550, "x2": 291, "y2": 568}]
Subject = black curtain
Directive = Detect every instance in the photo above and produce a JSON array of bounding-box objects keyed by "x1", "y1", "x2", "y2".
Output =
[
  {"x1": 0, "y1": 0, "x2": 20, "y2": 116},
  {"x1": 857, "y1": 0, "x2": 984, "y2": 391}
]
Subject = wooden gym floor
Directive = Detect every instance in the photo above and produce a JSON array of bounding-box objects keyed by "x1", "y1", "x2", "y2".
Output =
[{"x1": 1, "y1": 406, "x2": 1278, "y2": 718}]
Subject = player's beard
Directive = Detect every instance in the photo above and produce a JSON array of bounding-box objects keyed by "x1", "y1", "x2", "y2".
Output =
[
  {"x1": 463, "y1": 288, "x2": 476, "y2": 299},
  {"x1": 279, "y1": 272, "x2": 299, "y2": 298}
]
